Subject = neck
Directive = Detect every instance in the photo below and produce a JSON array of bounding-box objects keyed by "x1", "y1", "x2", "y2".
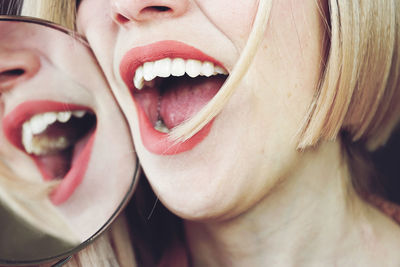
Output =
[{"x1": 184, "y1": 141, "x2": 378, "y2": 266}]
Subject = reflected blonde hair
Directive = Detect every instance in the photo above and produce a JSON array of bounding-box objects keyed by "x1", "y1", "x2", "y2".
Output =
[
  {"x1": 170, "y1": 0, "x2": 400, "y2": 152},
  {"x1": 0, "y1": 162, "x2": 78, "y2": 244}
]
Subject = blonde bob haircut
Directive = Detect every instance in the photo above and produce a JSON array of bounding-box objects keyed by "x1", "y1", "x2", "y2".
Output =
[{"x1": 170, "y1": 0, "x2": 400, "y2": 152}]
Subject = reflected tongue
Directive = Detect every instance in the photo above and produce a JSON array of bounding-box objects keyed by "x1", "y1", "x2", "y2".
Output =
[
  {"x1": 34, "y1": 128, "x2": 93, "y2": 181},
  {"x1": 160, "y1": 76, "x2": 226, "y2": 129},
  {"x1": 36, "y1": 151, "x2": 71, "y2": 181}
]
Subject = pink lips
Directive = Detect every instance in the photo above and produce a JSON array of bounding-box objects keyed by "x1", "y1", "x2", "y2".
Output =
[
  {"x1": 2, "y1": 100, "x2": 96, "y2": 205},
  {"x1": 119, "y1": 40, "x2": 223, "y2": 155}
]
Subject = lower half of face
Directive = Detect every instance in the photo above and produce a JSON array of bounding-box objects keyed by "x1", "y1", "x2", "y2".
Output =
[
  {"x1": 131, "y1": 55, "x2": 319, "y2": 220},
  {"x1": 79, "y1": 0, "x2": 325, "y2": 221},
  {"x1": 0, "y1": 87, "x2": 136, "y2": 240}
]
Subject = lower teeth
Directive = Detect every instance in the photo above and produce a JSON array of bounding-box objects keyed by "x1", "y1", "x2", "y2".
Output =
[
  {"x1": 30, "y1": 135, "x2": 70, "y2": 156},
  {"x1": 154, "y1": 120, "x2": 170, "y2": 133}
]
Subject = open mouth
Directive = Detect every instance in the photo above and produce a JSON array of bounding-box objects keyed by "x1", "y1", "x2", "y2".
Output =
[
  {"x1": 22, "y1": 109, "x2": 96, "y2": 179},
  {"x1": 133, "y1": 58, "x2": 228, "y2": 133},
  {"x1": 3, "y1": 101, "x2": 97, "y2": 204},
  {"x1": 120, "y1": 41, "x2": 228, "y2": 154}
]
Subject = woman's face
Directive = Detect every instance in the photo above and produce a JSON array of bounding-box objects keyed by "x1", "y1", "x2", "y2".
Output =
[
  {"x1": 0, "y1": 21, "x2": 135, "y2": 239},
  {"x1": 78, "y1": 0, "x2": 326, "y2": 220}
]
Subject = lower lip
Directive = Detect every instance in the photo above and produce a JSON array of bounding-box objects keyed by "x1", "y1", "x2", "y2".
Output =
[{"x1": 134, "y1": 99, "x2": 213, "y2": 155}]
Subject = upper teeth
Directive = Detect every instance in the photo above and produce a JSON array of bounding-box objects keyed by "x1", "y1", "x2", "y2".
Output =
[
  {"x1": 21, "y1": 110, "x2": 86, "y2": 155},
  {"x1": 133, "y1": 58, "x2": 228, "y2": 90}
]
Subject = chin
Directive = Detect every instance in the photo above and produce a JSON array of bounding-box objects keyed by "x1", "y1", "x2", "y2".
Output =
[{"x1": 136, "y1": 145, "x2": 257, "y2": 221}]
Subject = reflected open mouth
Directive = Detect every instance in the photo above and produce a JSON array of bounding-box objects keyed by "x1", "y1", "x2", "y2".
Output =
[
  {"x1": 3, "y1": 101, "x2": 97, "y2": 205},
  {"x1": 120, "y1": 41, "x2": 228, "y2": 155}
]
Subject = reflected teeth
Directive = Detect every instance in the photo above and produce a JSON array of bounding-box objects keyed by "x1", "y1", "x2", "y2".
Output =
[
  {"x1": 133, "y1": 58, "x2": 228, "y2": 90},
  {"x1": 21, "y1": 110, "x2": 86, "y2": 156}
]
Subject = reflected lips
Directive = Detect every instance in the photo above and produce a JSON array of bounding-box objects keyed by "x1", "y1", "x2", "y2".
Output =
[
  {"x1": 119, "y1": 40, "x2": 223, "y2": 155},
  {"x1": 2, "y1": 100, "x2": 96, "y2": 205}
]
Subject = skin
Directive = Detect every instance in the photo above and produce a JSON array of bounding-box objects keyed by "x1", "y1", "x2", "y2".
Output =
[
  {"x1": 77, "y1": 0, "x2": 400, "y2": 265},
  {"x1": 0, "y1": 21, "x2": 136, "y2": 241}
]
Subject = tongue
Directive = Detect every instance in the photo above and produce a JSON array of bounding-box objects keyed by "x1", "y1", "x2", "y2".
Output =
[
  {"x1": 35, "y1": 151, "x2": 71, "y2": 181},
  {"x1": 159, "y1": 75, "x2": 226, "y2": 129}
]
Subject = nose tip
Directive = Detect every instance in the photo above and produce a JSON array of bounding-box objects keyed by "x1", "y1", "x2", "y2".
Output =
[
  {"x1": 0, "y1": 49, "x2": 40, "y2": 92},
  {"x1": 111, "y1": 0, "x2": 189, "y2": 24}
]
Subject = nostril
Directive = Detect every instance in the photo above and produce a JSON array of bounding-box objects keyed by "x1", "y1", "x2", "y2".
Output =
[
  {"x1": 115, "y1": 13, "x2": 130, "y2": 24},
  {"x1": 0, "y1": 68, "x2": 25, "y2": 83},
  {"x1": 0, "y1": 65, "x2": 35, "y2": 92},
  {"x1": 114, "y1": 6, "x2": 172, "y2": 24},
  {"x1": 0, "y1": 49, "x2": 40, "y2": 91},
  {"x1": 147, "y1": 6, "x2": 171, "y2": 12},
  {"x1": 140, "y1": 6, "x2": 172, "y2": 16}
]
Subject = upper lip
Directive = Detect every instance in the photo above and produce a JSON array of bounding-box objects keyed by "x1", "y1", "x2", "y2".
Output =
[
  {"x1": 3, "y1": 100, "x2": 93, "y2": 152},
  {"x1": 119, "y1": 40, "x2": 227, "y2": 90}
]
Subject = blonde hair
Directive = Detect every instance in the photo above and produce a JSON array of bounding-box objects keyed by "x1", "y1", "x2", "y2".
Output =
[
  {"x1": 170, "y1": 0, "x2": 400, "y2": 153},
  {"x1": 63, "y1": 214, "x2": 137, "y2": 267},
  {"x1": 21, "y1": 0, "x2": 76, "y2": 30},
  {"x1": 300, "y1": 0, "x2": 400, "y2": 150}
]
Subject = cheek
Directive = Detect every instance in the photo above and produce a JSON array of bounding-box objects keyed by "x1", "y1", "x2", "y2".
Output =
[
  {"x1": 77, "y1": 0, "x2": 116, "y2": 45},
  {"x1": 77, "y1": 0, "x2": 106, "y2": 31},
  {"x1": 253, "y1": 0, "x2": 324, "y2": 114},
  {"x1": 238, "y1": 0, "x2": 325, "y2": 159},
  {"x1": 196, "y1": 0, "x2": 258, "y2": 49},
  {"x1": 77, "y1": 0, "x2": 119, "y2": 80}
]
